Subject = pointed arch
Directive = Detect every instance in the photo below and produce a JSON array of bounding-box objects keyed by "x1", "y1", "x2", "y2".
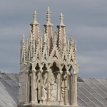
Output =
[{"x1": 50, "y1": 45, "x2": 60, "y2": 60}]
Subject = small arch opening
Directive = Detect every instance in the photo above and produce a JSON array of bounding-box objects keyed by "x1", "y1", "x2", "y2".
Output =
[
  {"x1": 35, "y1": 63, "x2": 40, "y2": 70},
  {"x1": 42, "y1": 64, "x2": 47, "y2": 71}
]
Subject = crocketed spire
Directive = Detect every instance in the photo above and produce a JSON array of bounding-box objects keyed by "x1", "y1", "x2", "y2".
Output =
[{"x1": 19, "y1": 8, "x2": 78, "y2": 107}]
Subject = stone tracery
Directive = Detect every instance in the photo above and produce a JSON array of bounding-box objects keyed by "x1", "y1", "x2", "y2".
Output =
[{"x1": 19, "y1": 7, "x2": 78, "y2": 107}]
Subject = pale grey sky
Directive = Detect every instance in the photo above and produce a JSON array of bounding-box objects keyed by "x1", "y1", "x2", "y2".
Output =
[{"x1": 0, "y1": 0, "x2": 107, "y2": 78}]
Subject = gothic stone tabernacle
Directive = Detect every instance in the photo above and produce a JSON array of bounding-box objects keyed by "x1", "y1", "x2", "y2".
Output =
[{"x1": 19, "y1": 7, "x2": 79, "y2": 107}]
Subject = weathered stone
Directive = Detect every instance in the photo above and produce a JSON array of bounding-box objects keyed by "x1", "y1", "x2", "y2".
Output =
[{"x1": 19, "y1": 7, "x2": 78, "y2": 107}]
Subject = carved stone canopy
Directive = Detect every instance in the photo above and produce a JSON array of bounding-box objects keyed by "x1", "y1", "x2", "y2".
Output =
[{"x1": 19, "y1": 7, "x2": 78, "y2": 107}]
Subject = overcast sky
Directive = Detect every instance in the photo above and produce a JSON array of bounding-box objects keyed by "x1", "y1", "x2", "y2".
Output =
[{"x1": 0, "y1": 0, "x2": 107, "y2": 78}]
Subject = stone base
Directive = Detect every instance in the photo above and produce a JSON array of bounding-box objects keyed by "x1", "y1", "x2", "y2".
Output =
[{"x1": 18, "y1": 104, "x2": 79, "y2": 107}]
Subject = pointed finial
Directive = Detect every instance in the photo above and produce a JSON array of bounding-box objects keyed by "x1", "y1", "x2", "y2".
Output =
[
  {"x1": 60, "y1": 12, "x2": 65, "y2": 26},
  {"x1": 46, "y1": 6, "x2": 52, "y2": 25},
  {"x1": 33, "y1": 10, "x2": 39, "y2": 24}
]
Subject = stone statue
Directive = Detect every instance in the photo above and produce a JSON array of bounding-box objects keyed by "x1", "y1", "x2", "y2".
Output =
[
  {"x1": 50, "y1": 82, "x2": 57, "y2": 101},
  {"x1": 61, "y1": 72, "x2": 68, "y2": 104},
  {"x1": 49, "y1": 71, "x2": 57, "y2": 101},
  {"x1": 41, "y1": 85, "x2": 47, "y2": 104},
  {"x1": 41, "y1": 72, "x2": 48, "y2": 103}
]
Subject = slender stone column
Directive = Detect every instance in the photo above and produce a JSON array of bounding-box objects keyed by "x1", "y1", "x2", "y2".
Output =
[
  {"x1": 39, "y1": 66, "x2": 43, "y2": 104},
  {"x1": 64, "y1": 74, "x2": 69, "y2": 105},
  {"x1": 71, "y1": 73, "x2": 78, "y2": 107},
  {"x1": 47, "y1": 68, "x2": 51, "y2": 102},
  {"x1": 31, "y1": 70, "x2": 37, "y2": 104},
  {"x1": 68, "y1": 75, "x2": 71, "y2": 105},
  {"x1": 57, "y1": 72, "x2": 61, "y2": 103},
  {"x1": 35, "y1": 70, "x2": 38, "y2": 103},
  {"x1": 25, "y1": 71, "x2": 29, "y2": 103}
]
